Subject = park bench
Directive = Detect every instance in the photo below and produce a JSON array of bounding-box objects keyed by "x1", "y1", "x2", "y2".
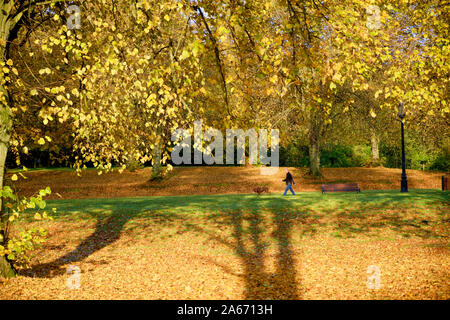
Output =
[{"x1": 321, "y1": 183, "x2": 361, "y2": 194}]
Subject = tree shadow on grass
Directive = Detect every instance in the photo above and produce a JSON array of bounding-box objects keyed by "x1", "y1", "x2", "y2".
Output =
[
  {"x1": 189, "y1": 196, "x2": 301, "y2": 299},
  {"x1": 24, "y1": 213, "x2": 133, "y2": 278},
  {"x1": 23, "y1": 190, "x2": 448, "y2": 288},
  {"x1": 330, "y1": 206, "x2": 450, "y2": 239},
  {"x1": 25, "y1": 193, "x2": 303, "y2": 300},
  {"x1": 24, "y1": 204, "x2": 189, "y2": 278},
  {"x1": 235, "y1": 203, "x2": 300, "y2": 300}
]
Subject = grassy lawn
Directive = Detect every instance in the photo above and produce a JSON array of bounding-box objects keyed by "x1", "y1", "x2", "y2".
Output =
[
  {"x1": 1, "y1": 190, "x2": 448, "y2": 299},
  {"x1": 46, "y1": 189, "x2": 448, "y2": 215},
  {"x1": 43, "y1": 189, "x2": 449, "y2": 240}
]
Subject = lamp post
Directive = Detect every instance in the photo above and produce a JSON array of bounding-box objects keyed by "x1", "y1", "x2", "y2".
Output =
[{"x1": 397, "y1": 102, "x2": 408, "y2": 192}]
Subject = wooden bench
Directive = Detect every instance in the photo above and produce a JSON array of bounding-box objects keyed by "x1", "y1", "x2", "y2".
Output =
[{"x1": 321, "y1": 183, "x2": 361, "y2": 194}]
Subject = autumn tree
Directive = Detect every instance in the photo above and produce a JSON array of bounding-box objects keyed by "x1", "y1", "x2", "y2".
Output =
[
  {"x1": 1, "y1": 0, "x2": 448, "y2": 278},
  {"x1": 0, "y1": 0, "x2": 70, "y2": 278},
  {"x1": 58, "y1": 0, "x2": 207, "y2": 179}
]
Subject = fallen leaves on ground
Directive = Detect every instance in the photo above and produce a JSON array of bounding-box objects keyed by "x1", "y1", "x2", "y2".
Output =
[
  {"x1": 9, "y1": 167, "x2": 446, "y2": 200},
  {"x1": 1, "y1": 200, "x2": 448, "y2": 300}
]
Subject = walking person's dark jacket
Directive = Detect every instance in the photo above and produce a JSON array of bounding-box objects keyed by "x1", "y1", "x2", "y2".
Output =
[{"x1": 283, "y1": 172, "x2": 295, "y2": 185}]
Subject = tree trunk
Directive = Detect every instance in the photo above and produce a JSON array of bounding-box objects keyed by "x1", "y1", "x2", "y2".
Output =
[
  {"x1": 126, "y1": 144, "x2": 139, "y2": 172},
  {"x1": 309, "y1": 139, "x2": 321, "y2": 177},
  {"x1": 0, "y1": 13, "x2": 12, "y2": 206},
  {"x1": 126, "y1": 156, "x2": 138, "y2": 172},
  {"x1": 370, "y1": 127, "x2": 380, "y2": 162},
  {"x1": 308, "y1": 107, "x2": 322, "y2": 177},
  {"x1": 151, "y1": 142, "x2": 163, "y2": 180},
  {"x1": 0, "y1": 70, "x2": 16, "y2": 279},
  {"x1": 0, "y1": 255, "x2": 16, "y2": 278},
  {"x1": 0, "y1": 17, "x2": 16, "y2": 277},
  {"x1": 0, "y1": 128, "x2": 9, "y2": 206}
]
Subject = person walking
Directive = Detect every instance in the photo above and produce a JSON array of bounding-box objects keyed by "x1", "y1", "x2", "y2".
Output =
[{"x1": 282, "y1": 169, "x2": 296, "y2": 195}]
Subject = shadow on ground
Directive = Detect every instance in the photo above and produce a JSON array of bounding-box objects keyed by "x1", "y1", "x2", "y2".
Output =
[
  {"x1": 24, "y1": 190, "x2": 448, "y2": 299},
  {"x1": 186, "y1": 196, "x2": 301, "y2": 299}
]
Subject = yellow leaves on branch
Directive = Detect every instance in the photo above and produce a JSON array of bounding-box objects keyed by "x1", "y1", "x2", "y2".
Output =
[
  {"x1": 37, "y1": 137, "x2": 48, "y2": 145},
  {"x1": 269, "y1": 75, "x2": 278, "y2": 84},
  {"x1": 374, "y1": 89, "x2": 383, "y2": 99},
  {"x1": 72, "y1": 88, "x2": 80, "y2": 97},
  {"x1": 38, "y1": 68, "x2": 52, "y2": 75},
  {"x1": 180, "y1": 49, "x2": 190, "y2": 60}
]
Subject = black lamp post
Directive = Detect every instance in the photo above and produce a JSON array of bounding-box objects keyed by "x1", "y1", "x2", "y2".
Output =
[{"x1": 397, "y1": 102, "x2": 408, "y2": 192}]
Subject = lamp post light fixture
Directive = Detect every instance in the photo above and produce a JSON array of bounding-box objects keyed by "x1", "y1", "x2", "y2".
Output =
[{"x1": 397, "y1": 102, "x2": 408, "y2": 192}]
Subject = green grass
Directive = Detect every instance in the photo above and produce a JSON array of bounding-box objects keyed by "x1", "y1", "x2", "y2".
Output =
[
  {"x1": 17, "y1": 189, "x2": 449, "y2": 241},
  {"x1": 7, "y1": 167, "x2": 88, "y2": 173},
  {"x1": 43, "y1": 189, "x2": 448, "y2": 217}
]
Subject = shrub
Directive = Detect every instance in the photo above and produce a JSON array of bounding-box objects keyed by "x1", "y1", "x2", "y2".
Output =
[
  {"x1": 280, "y1": 143, "x2": 309, "y2": 167},
  {"x1": 352, "y1": 145, "x2": 372, "y2": 167},
  {"x1": 320, "y1": 145, "x2": 354, "y2": 167},
  {"x1": 429, "y1": 153, "x2": 450, "y2": 172},
  {"x1": 380, "y1": 143, "x2": 401, "y2": 168},
  {"x1": 0, "y1": 185, "x2": 54, "y2": 274}
]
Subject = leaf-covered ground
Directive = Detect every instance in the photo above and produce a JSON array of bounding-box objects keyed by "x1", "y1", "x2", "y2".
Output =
[
  {"x1": 9, "y1": 166, "x2": 446, "y2": 200},
  {"x1": 1, "y1": 190, "x2": 448, "y2": 299}
]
